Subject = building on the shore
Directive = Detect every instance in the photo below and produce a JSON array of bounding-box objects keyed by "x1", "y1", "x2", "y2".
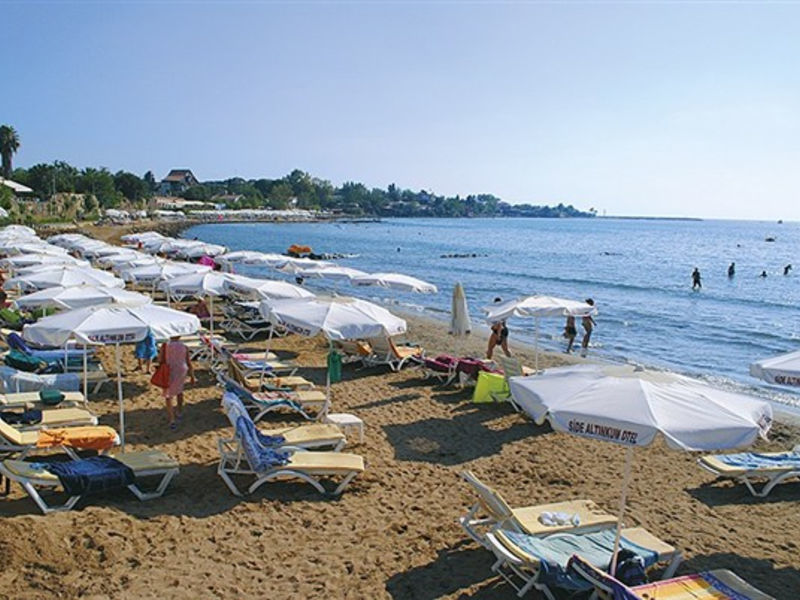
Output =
[{"x1": 158, "y1": 169, "x2": 199, "y2": 196}]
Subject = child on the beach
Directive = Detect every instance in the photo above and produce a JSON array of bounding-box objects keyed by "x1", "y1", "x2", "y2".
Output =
[
  {"x1": 564, "y1": 315, "x2": 577, "y2": 353},
  {"x1": 581, "y1": 299, "x2": 596, "y2": 356}
]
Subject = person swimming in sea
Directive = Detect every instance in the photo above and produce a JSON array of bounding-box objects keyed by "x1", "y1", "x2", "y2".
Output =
[
  {"x1": 784, "y1": 264, "x2": 792, "y2": 275},
  {"x1": 760, "y1": 270, "x2": 768, "y2": 278},
  {"x1": 728, "y1": 262, "x2": 735, "y2": 278}
]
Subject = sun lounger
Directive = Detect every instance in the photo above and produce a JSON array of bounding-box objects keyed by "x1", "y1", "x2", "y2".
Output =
[
  {"x1": 421, "y1": 354, "x2": 459, "y2": 384},
  {"x1": 222, "y1": 391, "x2": 345, "y2": 450},
  {"x1": 459, "y1": 470, "x2": 619, "y2": 547},
  {"x1": 0, "y1": 450, "x2": 179, "y2": 514},
  {"x1": 698, "y1": 448, "x2": 800, "y2": 497},
  {"x1": 0, "y1": 419, "x2": 119, "y2": 458},
  {"x1": 0, "y1": 407, "x2": 97, "y2": 429},
  {"x1": 1, "y1": 390, "x2": 85, "y2": 409},
  {"x1": 492, "y1": 356, "x2": 534, "y2": 406},
  {"x1": 332, "y1": 340, "x2": 372, "y2": 365},
  {"x1": 220, "y1": 376, "x2": 328, "y2": 421},
  {"x1": 216, "y1": 344, "x2": 297, "y2": 377},
  {"x1": 567, "y1": 554, "x2": 774, "y2": 600},
  {"x1": 217, "y1": 415, "x2": 364, "y2": 496},
  {"x1": 364, "y1": 336, "x2": 423, "y2": 372},
  {"x1": 227, "y1": 358, "x2": 314, "y2": 392},
  {"x1": 485, "y1": 527, "x2": 681, "y2": 599}
]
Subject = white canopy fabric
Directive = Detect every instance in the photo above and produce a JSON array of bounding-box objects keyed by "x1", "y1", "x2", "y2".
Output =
[
  {"x1": 160, "y1": 271, "x2": 232, "y2": 299},
  {"x1": 274, "y1": 257, "x2": 334, "y2": 273},
  {"x1": 223, "y1": 275, "x2": 315, "y2": 300},
  {"x1": 351, "y1": 272, "x2": 438, "y2": 294},
  {"x1": 4, "y1": 243, "x2": 69, "y2": 256},
  {"x1": 297, "y1": 265, "x2": 369, "y2": 281},
  {"x1": 509, "y1": 363, "x2": 773, "y2": 451},
  {"x1": 484, "y1": 295, "x2": 597, "y2": 323},
  {"x1": 4, "y1": 266, "x2": 125, "y2": 291},
  {"x1": 1, "y1": 225, "x2": 36, "y2": 237},
  {"x1": 509, "y1": 362, "x2": 772, "y2": 573},
  {"x1": 23, "y1": 304, "x2": 201, "y2": 347},
  {"x1": 111, "y1": 256, "x2": 164, "y2": 274},
  {"x1": 260, "y1": 296, "x2": 407, "y2": 341},
  {"x1": 178, "y1": 243, "x2": 227, "y2": 259},
  {"x1": 750, "y1": 349, "x2": 800, "y2": 387},
  {"x1": 14, "y1": 285, "x2": 152, "y2": 311},
  {"x1": 95, "y1": 250, "x2": 148, "y2": 268},
  {"x1": 450, "y1": 282, "x2": 472, "y2": 336},
  {"x1": 0, "y1": 178, "x2": 33, "y2": 193},
  {"x1": 216, "y1": 250, "x2": 279, "y2": 265},
  {"x1": 120, "y1": 231, "x2": 164, "y2": 243},
  {"x1": 0, "y1": 254, "x2": 87, "y2": 270},
  {"x1": 120, "y1": 261, "x2": 207, "y2": 284}
]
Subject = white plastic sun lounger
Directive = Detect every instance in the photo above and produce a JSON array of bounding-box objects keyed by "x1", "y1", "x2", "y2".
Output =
[
  {"x1": 0, "y1": 450, "x2": 179, "y2": 514},
  {"x1": 698, "y1": 447, "x2": 800, "y2": 497},
  {"x1": 459, "y1": 470, "x2": 619, "y2": 548},
  {"x1": 0, "y1": 407, "x2": 98, "y2": 430},
  {"x1": 0, "y1": 390, "x2": 85, "y2": 409},
  {"x1": 485, "y1": 527, "x2": 681, "y2": 599}
]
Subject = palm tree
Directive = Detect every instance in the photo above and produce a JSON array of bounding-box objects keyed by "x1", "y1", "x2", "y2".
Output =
[{"x1": 0, "y1": 125, "x2": 21, "y2": 179}]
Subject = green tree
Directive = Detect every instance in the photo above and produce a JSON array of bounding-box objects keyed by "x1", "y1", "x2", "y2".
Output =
[
  {"x1": 0, "y1": 185, "x2": 13, "y2": 210},
  {"x1": 143, "y1": 170, "x2": 157, "y2": 193},
  {"x1": 114, "y1": 170, "x2": 149, "y2": 202},
  {"x1": 77, "y1": 167, "x2": 117, "y2": 207},
  {"x1": 268, "y1": 182, "x2": 293, "y2": 209},
  {"x1": 182, "y1": 185, "x2": 210, "y2": 201},
  {"x1": 0, "y1": 125, "x2": 20, "y2": 179}
]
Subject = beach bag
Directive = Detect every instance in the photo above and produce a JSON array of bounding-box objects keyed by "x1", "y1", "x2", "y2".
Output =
[
  {"x1": 150, "y1": 344, "x2": 170, "y2": 389},
  {"x1": 327, "y1": 350, "x2": 342, "y2": 383},
  {"x1": 613, "y1": 548, "x2": 647, "y2": 586},
  {"x1": 39, "y1": 389, "x2": 65, "y2": 406},
  {"x1": 150, "y1": 362, "x2": 170, "y2": 389}
]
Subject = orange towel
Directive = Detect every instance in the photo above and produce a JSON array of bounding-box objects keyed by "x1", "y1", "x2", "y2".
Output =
[{"x1": 36, "y1": 426, "x2": 118, "y2": 451}]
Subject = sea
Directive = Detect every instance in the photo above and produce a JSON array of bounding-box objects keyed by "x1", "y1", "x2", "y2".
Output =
[{"x1": 184, "y1": 217, "x2": 800, "y2": 418}]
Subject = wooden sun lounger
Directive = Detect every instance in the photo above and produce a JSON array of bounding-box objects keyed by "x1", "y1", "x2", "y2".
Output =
[{"x1": 0, "y1": 450, "x2": 179, "y2": 514}]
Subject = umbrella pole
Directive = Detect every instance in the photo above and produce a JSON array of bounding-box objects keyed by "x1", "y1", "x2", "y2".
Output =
[
  {"x1": 534, "y1": 316, "x2": 540, "y2": 372},
  {"x1": 209, "y1": 295, "x2": 214, "y2": 364},
  {"x1": 261, "y1": 328, "x2": 274, "y2": 387},
  {"x1": 115, "y1": 343, "x2": 125, "y2": 451},
  {"x1": 83, "y1": 344, "x2": 88, "y2": 404},
  {"x1": 610, "y1": 446, "x2": 635, "y2": 575}
]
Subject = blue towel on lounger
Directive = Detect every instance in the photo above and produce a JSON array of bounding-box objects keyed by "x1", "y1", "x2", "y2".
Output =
[
  {"x1": 0, "y1": 409, "x2": 42, "y2": 425},
  {"x1": 39, "y1": 456, "x2": 135, "y2": 496},
  {"x1": 225, "y1": 381, "x2": 304, "y2": 415},
  {"x1": 501, "y1": 528, "x2": 659, "y2": 591},
  {"x1": 716, "y1": 452, "x2": 800, "y2": 470},
  {"x1": 235, "y1": 416, "x2": 290, "y2": 473}
]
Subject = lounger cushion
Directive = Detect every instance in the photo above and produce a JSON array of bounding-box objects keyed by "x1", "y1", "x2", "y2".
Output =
[
  {"x1": 3, "y1": 450, "x2": 177, "y2": 482},
  {"x1": 265, "y1": 425, "x2": 345, "y2": 445},
  {"x1": 512, "y1": 499, "x2": 619, "y2": 536},
  {"x1": 288, "y1": 452, "x2": 365, "y2": 472}
]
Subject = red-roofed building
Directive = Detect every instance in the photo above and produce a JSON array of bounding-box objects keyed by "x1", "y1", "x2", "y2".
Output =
[{"x1": 159, "y1": 169, "x2": 200, "y2": 196}]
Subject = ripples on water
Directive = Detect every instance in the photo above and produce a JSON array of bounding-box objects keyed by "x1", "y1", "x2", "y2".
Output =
[{"x1": 186, "y1": 218, "x2": 800, "y2": 416}]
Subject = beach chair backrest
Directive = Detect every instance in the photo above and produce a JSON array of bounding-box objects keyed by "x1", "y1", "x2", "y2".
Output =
[
  {"x1": 366, "y1": 336, "x2": 393, "y2": 356},
  {"x1": 227, "y1": 359, "x2": 249, "y2": 387},
  {"x1": 0, "y1": 417, "x2": 25, "y2": 445},
  {"x1": 222, "y1": 391, "x2": 250, "y2": 428},
  {"x1": 497, "y1": 356, "x2": 523, "y2": 378},
  {"x1": 460, "y1": 470, "x2": 515, "y2": 522}
]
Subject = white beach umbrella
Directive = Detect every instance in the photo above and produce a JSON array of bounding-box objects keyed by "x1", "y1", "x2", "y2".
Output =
[
  {"x1": 4, "y1": 266, "x2": 125, "y2": 291},
  {"x1": 750, "y1": 349, "x2": 800, "y2": 387},
  {"x1": 178, "y1": 243, "x2": 227, "y2": 259},
  {"x1": 120, "y1": 261, "x2": 207, "y2": 284},
  {"x1": 46, "y1": 233, "x2": 89, "y2": 247},
  {"x1": 14, "y1": 285, "x2": 152, "y2": 311},
  {"x1": 95, "y1": 250, "x2": 149, "y2": 268},
  {"x1": 450, "y1": 282, "x2": 472, "y2": 336},
  {"x1": 509, "y1": 363, "x2": 773, "y2": 572},
  {"x1": 23, "y1": 304, "x2": 201, "y2": 449},
  {"x1": 223, "y1": 274, "x2": 315, "y2": 300},
  {"x1": 0, "y1": 253, "x2": 87, "y2": 271},
  {"x1": 261, "y1": 295, "x2": 407, "y2": 401},
  {"x1": 111, "y1": 256, "x2": 164, "y2": 274},
  {"x1": 351, "y1": 272, "x2": 438, "y2": 294},
  {"x1": 1, "y1": 225, "x2": 36, "y2": 237},
  {"x1": 4, "y1": 243, "x2": 69, "y2": 256},
  {"x1": 216, "y1": 250, "x2": 275, "y2": 265},
  {"x1": 484, "y1": 295, "x2": 597, "y2": 371},
  {"x1": 120, "y1": 231, "x2": 164, "y2": 244},
  {"x1": 274, "y1": 257, "x2": 335, "y2": 274},
  {"x1": 260, "y1": 296, "x2": 407, "y2": 341},
  {"x1": 297, "y1": 265, "x2": 369, "y2": 281}
]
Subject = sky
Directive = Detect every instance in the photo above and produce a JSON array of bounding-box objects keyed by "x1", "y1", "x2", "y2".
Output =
[{"x1": 2, "y1": 1, "x2": 800, "y2": 220}]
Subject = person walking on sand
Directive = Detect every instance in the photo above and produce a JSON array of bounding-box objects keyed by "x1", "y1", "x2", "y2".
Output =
[
  {"x1": 564, "y1": 315, "x2": 577, "y2": 353},
  {"x1": 581, "y1": 299, "x2": 596, "y2": 356},
  {"x1": 157, "y1": 335, "x2": 195, "y2": 430},
  {"x1": 486, "y1": 297, "x2": 511, "y2": 360},
  {"x1": 134, "y1": 328, "x2": 158, "y2": 373},
  {"x1": 691, "y1": 268, "x2": 702, "y2": 290}
]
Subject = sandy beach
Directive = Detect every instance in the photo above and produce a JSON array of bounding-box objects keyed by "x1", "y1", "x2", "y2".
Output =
[{"x1": 1, "y1": 289, "x2": 799, "y2": 600}]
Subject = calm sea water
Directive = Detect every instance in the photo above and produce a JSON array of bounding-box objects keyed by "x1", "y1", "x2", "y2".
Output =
[{"x1": 185, "y1": 218, "x2": 800, "y2": 414}]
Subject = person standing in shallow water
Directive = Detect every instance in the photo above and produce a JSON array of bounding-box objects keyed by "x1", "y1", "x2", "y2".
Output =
[
  {"x1": 728, "y1": 263, "x2": 735, "y2": 278},
  {"x1": 564, "y1": 315, "x2": 577, "y2": 353},
  {"x1": 692, "y1": 268, "x2": 702, "y2": 290},
  {"x1": 581, "y1": 299, "x2": 596, "y2": 356}
]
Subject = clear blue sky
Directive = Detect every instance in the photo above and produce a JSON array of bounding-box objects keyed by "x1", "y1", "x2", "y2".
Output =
[{"x1": 3, "y1": 1, "x2": 799, "y2": 220}]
